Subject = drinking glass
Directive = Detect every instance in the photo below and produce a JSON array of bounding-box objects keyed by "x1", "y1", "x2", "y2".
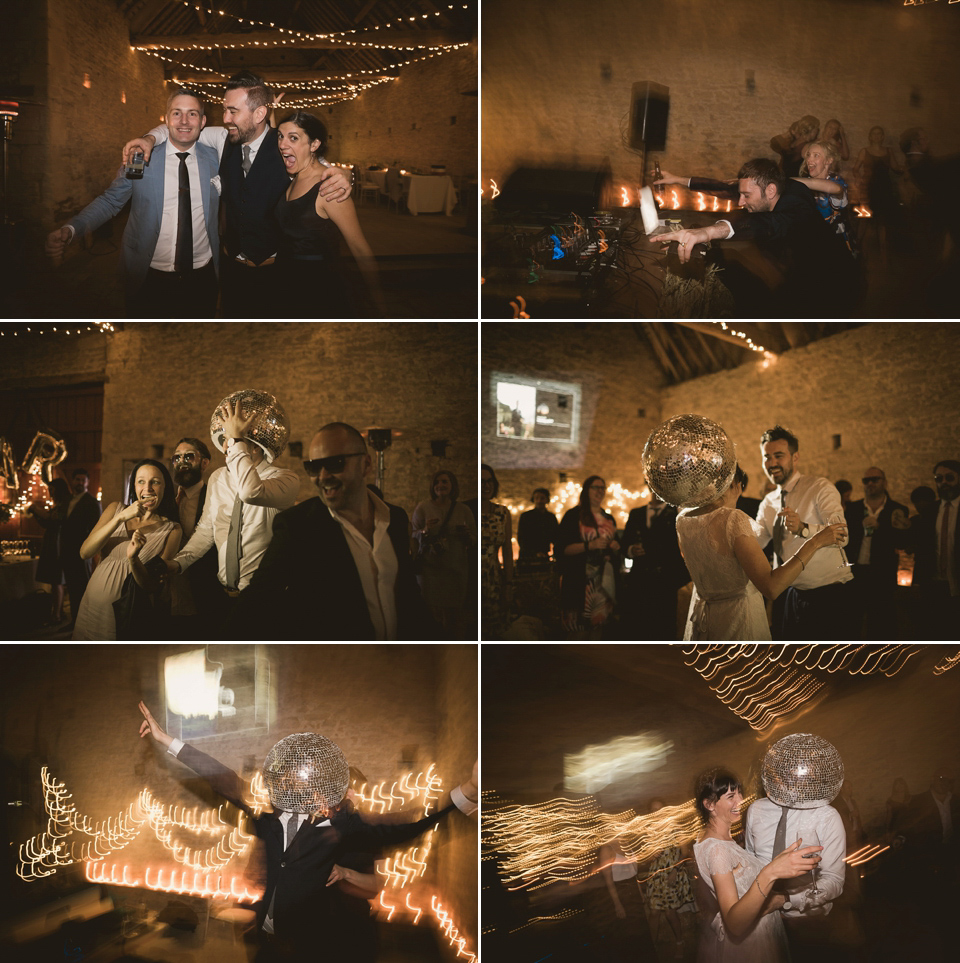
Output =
[
  {"x1": 827, "y1": 512, "x2": 853, "y2": 571},
  {"x1": 797, "y1": 830, "x2": 822, "y2": 897}
]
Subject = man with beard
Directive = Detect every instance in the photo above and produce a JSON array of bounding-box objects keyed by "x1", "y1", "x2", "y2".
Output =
[
  {"x1": 60, "y1": 469, "x2": 101, "y2": 626},
  {"x1": 915, "y1": 459, "x2": 960, "y2": 638},
  {"x1": 243, "y1": 423, "x2": 434, "y2": 640},
  {"x1": 169, "y1": 398, "x2": 298, "y2": 623},
  {"x1": 168, "y1": 438, "x2": 218, "y2": 626},
  {"x1": 754, "y1": 425, "x2": 854, "y2": 640},
  {"x1": 122, "y1": 71, "x2": 352, "y2": 318}
]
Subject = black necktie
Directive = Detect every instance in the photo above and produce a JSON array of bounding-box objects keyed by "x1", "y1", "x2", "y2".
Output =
[
  {"x1": 773, "y1": 489, "x2": 787, "y2": 563},
  {"x1": 175, "y1": 152, "x2": 192, "y2": 272}
]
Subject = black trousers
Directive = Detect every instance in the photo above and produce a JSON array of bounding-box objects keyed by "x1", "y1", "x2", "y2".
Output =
[
  {"x1": 135, "y1": 261, "x2": 217, "y2": 317},
  {"x1": 220, "y1": 255, "x2": 278, "y2": 318},
  {"x1": 779, "y1": 580, "x2": 856, "y2": 641}
]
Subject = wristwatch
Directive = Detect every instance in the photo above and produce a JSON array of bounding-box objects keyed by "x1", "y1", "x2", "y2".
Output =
[
  {"x1": 224, "y1": 437, "x2": 241, "y2": 452},
  {"x1": 799, "y1": 522, "x2": 810, "y2": 538}
]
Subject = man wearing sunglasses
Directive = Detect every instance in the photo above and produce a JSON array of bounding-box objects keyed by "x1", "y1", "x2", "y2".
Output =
[
  {"x1": 244, "y1": 422, "x2": 434, "y2": 639},
  {"x1": 843, "y1": 467, "x2": 910, "y2": 639}
]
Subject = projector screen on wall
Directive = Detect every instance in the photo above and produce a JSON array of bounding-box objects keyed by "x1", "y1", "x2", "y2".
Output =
[{"x1": 492, "y1": 372, "x2": 581, "y2": 445}]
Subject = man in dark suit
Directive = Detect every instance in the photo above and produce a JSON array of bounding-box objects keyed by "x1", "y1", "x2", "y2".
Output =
[
  {"x1": 620, "y1": 495, "x2": 690, "y2": 639},
  {"x1": 844, "y1": 467, "x2": 910, "y2": 639},
  {"x1": 46, "y1": 90, "x2": 221, "y2": 316},
  {"x1": 656, "y1": 158, "x2": 858, "y2": 317},
  {"x1": 913, "y1": 459, "x2": 960, "y2": 639},
  {"x1": 60, "y1": 469, "x2": 101, "y2": 626},
  {"x1": 243, "y1": 422, "x2": 434, "y2": 640},
  {"x1": 123, "y1": 71, "x2": 351, "y2": 318},
  {"x1": 138, "y1": 701, "x2": 477, "y2": 962}
]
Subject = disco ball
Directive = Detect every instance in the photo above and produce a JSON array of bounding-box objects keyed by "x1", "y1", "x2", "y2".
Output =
[
  {"x1": 642, "y1": 414, "x2": 736, "y2": 508},
  {"x1": 262, "y1": 732, "x2": 349, "y2": 814},
  {"x1": 210, "y1": 389, "x2": 289, "y2": 463},
  {"x1": 762, "y1": 733, "x2": 844, "y2": 810}
]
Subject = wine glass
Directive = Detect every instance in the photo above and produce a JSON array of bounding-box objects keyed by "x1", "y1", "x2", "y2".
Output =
[
  {"x1": 827, "y1": 512, "x2": 853, "y2": 571},
  {"x1": 797, "y1": 829, "x2": 822, "y2": 898}
]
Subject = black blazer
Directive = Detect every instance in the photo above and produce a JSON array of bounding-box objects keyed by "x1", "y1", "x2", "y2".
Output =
[
  {"x1": 622, "y1": 505, "x2": 689, "y2": 589},
  {"x1": 183, "y1": 482, "x2": 220, "y2": 609},
  {"x1": 241, "y1": 496, "x2": 435, "y2": 640},
  {"x1": 912, "y1": 499, "x2": 960, "y2": 588},
  {"x1": 844, "y1": 497, "x2": 910, "y2": 578},
  {"x1": 175, "y1": 743, "x2": 452, "y2": 948},
  {"x1": 220, "y1": 126, "x2": 289, "y2": 264}
]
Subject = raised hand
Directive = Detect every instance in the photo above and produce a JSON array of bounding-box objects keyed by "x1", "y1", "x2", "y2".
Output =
[
  {"x1": 768, "y1": 838, "x2": 822, "y2": 881},
  {"x1": 219, "y1": 397, "x2": 257, "y2": 445},
  {"x1": 122, "y1": 136, "x2": 156, "y2": 165},
  {"x1": 138, "y1": 700, "x2": 173, "y2": 748},
  {"x1": 126, "y1": 529, "x2": 146, "y2": 560}
]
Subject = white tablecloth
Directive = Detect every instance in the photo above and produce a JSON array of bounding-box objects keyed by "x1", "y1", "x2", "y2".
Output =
[
  {"x1": 364, "y1": 170, "x2": 388, "y2": 194},
  {"x1": 402, "y1": 174, "x2": 456, "y2": 215}
]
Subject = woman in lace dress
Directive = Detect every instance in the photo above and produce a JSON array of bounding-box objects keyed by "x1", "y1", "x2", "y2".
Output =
[
  {"x1": 676, "y1": 465, "x2": 845, "y2": 640},
  {"x1": 693, "y1": 769, "x2": 823, "y2": 962},
  {"x1": 73, "y1": 459, "x2": 181, "y2": 640}
]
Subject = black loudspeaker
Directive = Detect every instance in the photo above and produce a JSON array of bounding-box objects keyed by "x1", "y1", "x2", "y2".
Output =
[
  {"x1": 494, "y1": 166, "x2": 612, "y2": 215},
  {"x1": 628, "y1": 81, "x2": 669, "y2": 152}
]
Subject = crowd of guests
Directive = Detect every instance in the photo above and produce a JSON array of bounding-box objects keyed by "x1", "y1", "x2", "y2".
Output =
[
  {"x1": 480, "y1": 436, "x2": 959, "y2": 642},
  {"x1": 25, "y1": 405, "x2": 475, "y2": 641},
  {"x1": 654, "y1": 113, "x2": 959, "y2": 317}
]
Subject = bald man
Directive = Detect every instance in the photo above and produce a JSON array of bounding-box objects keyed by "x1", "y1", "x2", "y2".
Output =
[{"x1": 242, "y1": 422, "x2": 435, "y2": 639}]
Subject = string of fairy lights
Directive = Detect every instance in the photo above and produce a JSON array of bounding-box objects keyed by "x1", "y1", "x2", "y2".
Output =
[
  {"x1": 0, "y1": 323, "x2": 115, "y2": 337},
  {"x1": 16, "y1": 763, "x2": 475, "y2": 960},
  {"x1": 135, "y1": 2, "x2": 474, "y2": 107}
]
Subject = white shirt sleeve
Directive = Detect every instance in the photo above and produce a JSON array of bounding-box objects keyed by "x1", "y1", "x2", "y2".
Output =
[
  {"x1": 225, "y1": 443, "x2": 300, "y2": 508},
  {"x1": 450, "y1": 784, "x2": 478, "y2": 817},
  {"x1": 167, "y1": 737, "x2": 184, "y2": 757}
]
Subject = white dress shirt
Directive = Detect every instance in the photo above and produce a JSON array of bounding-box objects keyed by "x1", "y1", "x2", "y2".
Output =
[
  {"x1": 148, "y1": 123, "x2": 332, "y2": 169},
  {"x1": 755, "y1": 472, "x2": 852, "y2": 589},
  {"x1": 744, "y1": 797, "x2": 846, "y2": 916},
  {"x1": 174, "y1": 441, "x2": 299, "y2": 591},
  {"x1": 936, "y1": 497, "x2": 959, "y2": 596},
  {"x1": 326, "y1": 491, "x2": 399, "y2": 640},
  {"x1": 149, "y1": 143, "x2": 213, "y2": 272}
]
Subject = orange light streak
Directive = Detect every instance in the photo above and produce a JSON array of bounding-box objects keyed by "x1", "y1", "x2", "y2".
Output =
[
  {"x1": 620, "y1": 186, "x2": 630, "y2": 206},
  {"x1": 670, "y1": 189, "x2": 680, "y2": 210},
  {"x1": 696, "y1": 192, "x2": 706, "y2": 211},
  {"x1": 845, "y1": 843, "x2": 889, "y2": 867},
  {"x1": 85, "y1": 860, "x2": 261, "y2": 902}
]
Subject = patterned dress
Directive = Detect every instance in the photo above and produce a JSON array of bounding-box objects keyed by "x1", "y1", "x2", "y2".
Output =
[
  {"x1": 646, "y1": 845, "x2": 695, "y2": 911},
  {"x1": 481, "y1": 502, "x2": 509, "y2": 637}
]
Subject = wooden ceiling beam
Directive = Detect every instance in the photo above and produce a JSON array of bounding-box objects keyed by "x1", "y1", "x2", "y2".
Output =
[
  {"x1": 132, "y1": 28, "x2": 468, "y2": 50},
  {"x1": 673, "y1": 321, "x2": 768, "y2": 356},
  {"x1": 658, "y1": 325, "x2": 694, "y2": 381},
  {"x1": 166, "y1": 68, "x2": 400, "y2": 83},
  {"x1": 640, "y1": 323, "x2": 680, "y2": 384}
]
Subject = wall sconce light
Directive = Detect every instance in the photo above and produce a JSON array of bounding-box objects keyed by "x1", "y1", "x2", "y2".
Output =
[{"x1": 83, "y1": 73, "x2": 92, "y2": 89}]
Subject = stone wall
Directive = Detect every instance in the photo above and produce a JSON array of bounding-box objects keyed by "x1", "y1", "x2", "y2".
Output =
[
  {"x1": 2, "y1": 643, "x2": 477, "y2": 954},
  {"x1": 661, "y1": 322, "x2": 960, "y2": 505},
  {"x1": 1, "y1": 0, "x2": 167, "y2": 261},
  {"x1": 0, "y1": 322, "x2": 478, "y2": 517},
  {"x1": 481, "y1": 0, "x2": 960, "y2": 194},
  {"x1": 324, "y1": 44, "x2": 478, "y2": 178},
  {"x1": 481, "y1": 322, "x2": 667, "y2": 529}
]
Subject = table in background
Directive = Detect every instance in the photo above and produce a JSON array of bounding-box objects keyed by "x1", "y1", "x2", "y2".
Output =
[{"x1": 402, "y1": 173, "x2": 456, "y2": 215}]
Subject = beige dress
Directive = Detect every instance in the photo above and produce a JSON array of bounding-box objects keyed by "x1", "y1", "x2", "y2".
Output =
[{"x1": 72, "y1": 504, "x2": 177, "y2": 640}]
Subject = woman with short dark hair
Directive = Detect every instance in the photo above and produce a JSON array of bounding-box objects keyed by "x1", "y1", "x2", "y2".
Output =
[{"x1": 693, "y1": 768, "x2": 822, "y2": 961}]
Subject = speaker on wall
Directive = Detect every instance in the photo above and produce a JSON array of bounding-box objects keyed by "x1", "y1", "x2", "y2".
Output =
[{"x1": 628, "y1": 81, "x2": 669, "y2": 152}]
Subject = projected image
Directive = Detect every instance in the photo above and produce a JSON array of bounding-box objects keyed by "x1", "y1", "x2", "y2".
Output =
[{"x1": 494, "y1": 374, "x2": 579, "y2": 443}]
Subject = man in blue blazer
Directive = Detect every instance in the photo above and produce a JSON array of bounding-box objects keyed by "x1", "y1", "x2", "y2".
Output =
[{"x1": 45, "y1": 89, "x2": 221, "y2": 316}]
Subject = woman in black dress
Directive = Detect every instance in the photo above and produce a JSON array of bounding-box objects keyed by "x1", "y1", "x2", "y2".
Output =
[{"x1": 275, "y1": 111, "x2": 382, "y2": 315}]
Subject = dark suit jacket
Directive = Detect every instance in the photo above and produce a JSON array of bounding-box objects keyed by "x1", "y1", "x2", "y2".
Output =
[
  {"x1": 622, "y1": 505, "x2": 689, "y2": 590},
  {"x1": 221, "y1": 126, "x2": 289, "y2": 264},
  {"x1": 241, "y1": 496, "x2": 435, "y2": 640},
  {"x1": 844, "y1": 497, "x2": 910, "y2": 580},
  {"x1": 897, "y1": 788, "x2": 960, "y2": 868},
  {"x1": 60, "y1": 492, "x2": 101, "y2": 582},
  {"x1": 175, "y1": 742, "x2": 452, "y2": 948},
  {"x1": 183, "y1": 482, "x2": 220, "y2": 616},
  {"x1": 912, "y1": 498, "x2": 960, "y2": 589}
]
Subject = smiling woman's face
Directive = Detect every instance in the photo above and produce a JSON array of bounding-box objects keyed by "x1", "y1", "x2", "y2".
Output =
[{"x1": 135, "y1": 465, "x2": 164, "y2": 508}]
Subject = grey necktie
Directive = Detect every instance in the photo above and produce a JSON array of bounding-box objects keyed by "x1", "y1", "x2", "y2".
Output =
[
  {"x1": 773, "y1": 805, "x2": 790, "y2": 856},
  {"x1": 242, "y1": 145, "x2": 252, "y2": 175},
  {"x1": 772, "y1": 489, "x2": 787, "y2": 563},
  {"x1": 225, "y1": 495, "x2": 243, "y2": 590}
]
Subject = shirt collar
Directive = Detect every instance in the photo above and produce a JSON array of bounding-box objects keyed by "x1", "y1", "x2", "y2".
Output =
[
  {"x1": 780, "y1": 471, "x2": 803, "y2": 495},
  {"x1": 326, "y1": 488, "x2": 389, "y2": 528},
  {"x1": 169, "y1": 142, "x2": 198, "y2": 158},
  {"x1": 246, "y1": 125, "x2": 270, "y2": 156}
]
